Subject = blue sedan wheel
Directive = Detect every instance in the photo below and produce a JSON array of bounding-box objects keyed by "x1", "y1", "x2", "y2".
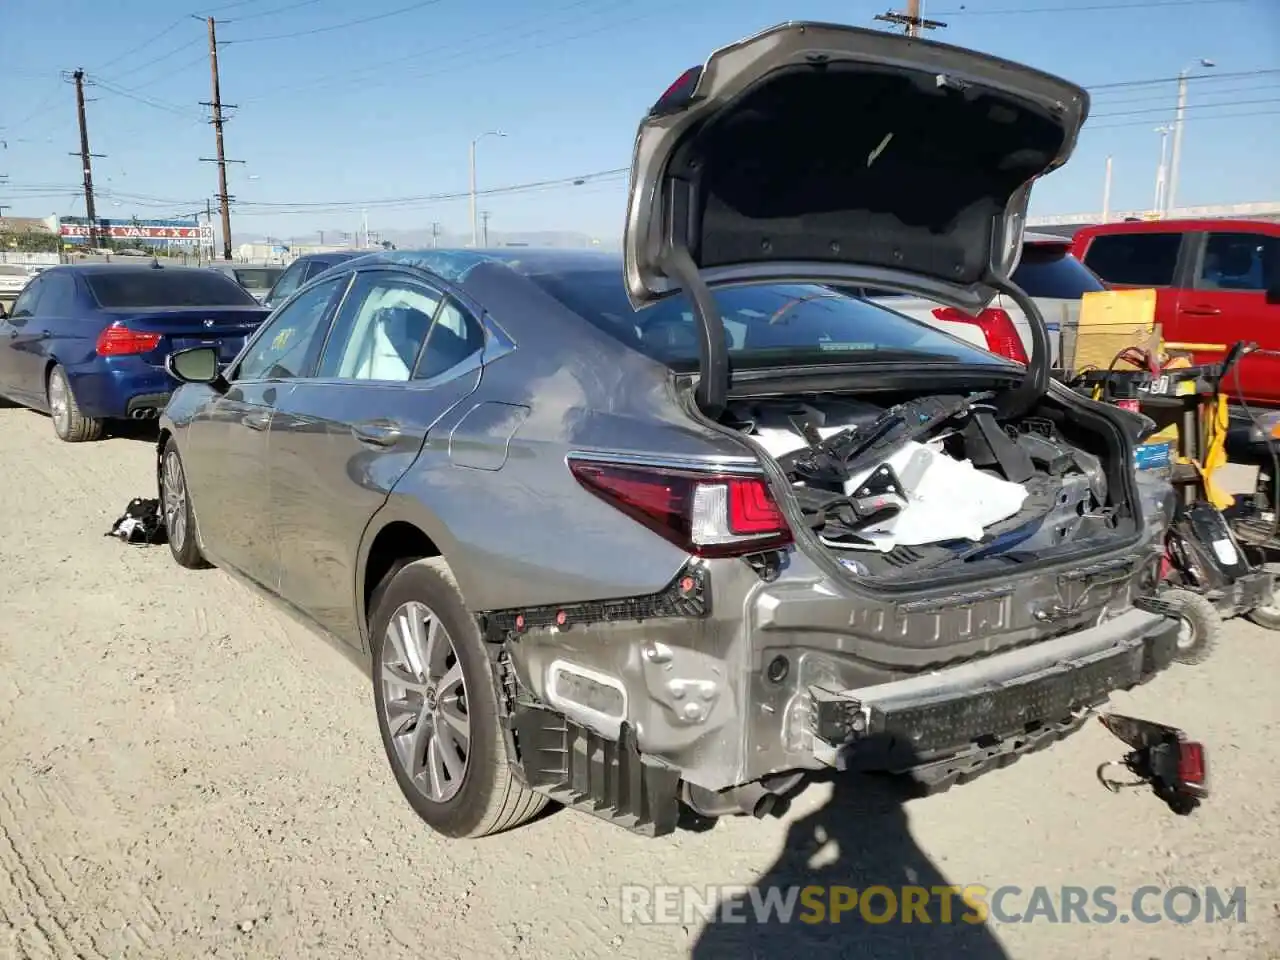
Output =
[{"x1": 46, "y1": 364, "x2": 104, "y2": 443}]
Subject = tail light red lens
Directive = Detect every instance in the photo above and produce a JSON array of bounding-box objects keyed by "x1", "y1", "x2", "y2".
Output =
[
  {"x1": 1177, "y1": 741, "x2": 1207, "y2": 790},
  {"x1": 568, "y1": 460, "x2": 792, "y2": 558},
  {"x1": 932, "y1": 306, "x2": 1029, "y2": 365},
  {"x1": 96, "y1": 322, "x2": 162, "y2": 357}
]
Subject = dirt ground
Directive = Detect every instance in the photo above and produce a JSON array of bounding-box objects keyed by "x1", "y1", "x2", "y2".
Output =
[{"x1": 0, "y1": 404, "x2": 1277, "y2": 960}]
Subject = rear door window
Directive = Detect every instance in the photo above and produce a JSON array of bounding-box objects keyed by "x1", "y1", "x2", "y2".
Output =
[
  {"x1": 1196, "y1": 232, "x2": 1279, "y2": 292},
  {"x1": 317, "y1": 273, "x2": 440, "y2": 381},
  {"x1": 1012, "y1": 246, "x2": 1105, "y2": 299},
  {"x1": 1080, "y1": 232, "x2": 1184, "y2": 287},
  {"x1": 35, "y1": 274, "x2": 79, "y2": 315},
  {"x1": 85, "y1": 270, "x2": 258, "y2": 308}
]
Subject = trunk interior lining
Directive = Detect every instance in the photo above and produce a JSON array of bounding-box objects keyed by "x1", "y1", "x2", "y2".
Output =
[{"x1": 673, "y1": 65, "x2": 1069, "y2": 286}]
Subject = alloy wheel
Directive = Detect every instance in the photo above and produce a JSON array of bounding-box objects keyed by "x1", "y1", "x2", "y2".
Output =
[
  {"x1": 48, "y1": 372, "x2": 69, "y2": 435},
  {"x1": 379, "y1": 601, "x2": 471, "y2": 803},
  {"x1": 162, "y1": 451, "x2": 188, "y2": 550}
]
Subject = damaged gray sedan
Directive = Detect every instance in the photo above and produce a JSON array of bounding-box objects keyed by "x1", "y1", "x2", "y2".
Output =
[{"x1": 156, "y1": 22, "x2": 1183, "y2": 839}]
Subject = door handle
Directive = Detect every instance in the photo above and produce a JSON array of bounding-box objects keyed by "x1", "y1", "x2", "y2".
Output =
[
  {"x1": 351, "y1": 420, "x2": 402, "y2": 447},
  {"x1": 1181, "y1": 304, "x2": 1221, "y2": 316},
  {"x1": 242, "y1": 410, "x2": 271, "y2": 432}
]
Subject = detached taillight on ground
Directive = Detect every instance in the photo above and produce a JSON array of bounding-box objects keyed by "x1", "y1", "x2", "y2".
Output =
[
  {"x1": 568, "y1": 460, "x2": 792, "y2": 557},
  {"x1": 96, "y1": 322, "x2": 162, "y2": 357},
  {"x1": 932, "y1": 306, "x2": 1028, "y2": 364}
]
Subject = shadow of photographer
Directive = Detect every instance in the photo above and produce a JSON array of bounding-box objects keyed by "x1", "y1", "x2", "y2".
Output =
[{"x1": 690, "y1": 770, "x2": 1010, "y2": 960}]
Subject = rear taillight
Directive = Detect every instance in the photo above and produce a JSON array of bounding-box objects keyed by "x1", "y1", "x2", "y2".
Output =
[
  {"x1": 932, "y1": 306, "x2": 1029, "y2": 365},
  {"x1": 96, "y1": 322, "x2": 162, "y2": 357},
  {"x1": 1177, "y1": 741, "x2": 1208, "y2": 795},
  {"x1": 568, "y1": 460, "x2": 792, "y2": 557}
]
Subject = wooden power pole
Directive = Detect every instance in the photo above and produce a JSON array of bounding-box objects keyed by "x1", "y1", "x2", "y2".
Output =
[
  {"x1": 874, "y1": 0, "x2": 947, "y2": 37},
  {"x1": 199, "y1": 16, "x2": 243, "y2": 261},
  {"x1": 65, "y1": 69, "x2": 106, "y2": 248}
]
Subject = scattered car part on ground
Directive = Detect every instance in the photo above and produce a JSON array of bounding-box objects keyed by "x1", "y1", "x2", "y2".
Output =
[
  {"x1": 155, "y1": 22, "x2": 1188, "y2": 841},
  {"x1": 1097, "y1": 712, "x2": 1208, "y2": 816}
]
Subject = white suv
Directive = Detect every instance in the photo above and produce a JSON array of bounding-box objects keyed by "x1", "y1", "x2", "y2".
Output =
[{"x1": 837, "y1": 233, "x2": 1104, "y2": 371}]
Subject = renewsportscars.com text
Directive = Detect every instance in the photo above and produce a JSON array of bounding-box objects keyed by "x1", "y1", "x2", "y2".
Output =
[{"x1": 620, "y1": 884, "x2": 1248, "y2": 926}]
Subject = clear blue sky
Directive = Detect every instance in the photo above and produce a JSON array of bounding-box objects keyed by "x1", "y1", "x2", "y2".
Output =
[{"x1": 3, "y1": 0, "x2": 1278, "y2": 242}]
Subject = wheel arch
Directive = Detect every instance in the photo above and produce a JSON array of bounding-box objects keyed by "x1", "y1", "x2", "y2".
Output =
[{"x1": 356, "y1": 510, "x2": 457, "y2": 650}]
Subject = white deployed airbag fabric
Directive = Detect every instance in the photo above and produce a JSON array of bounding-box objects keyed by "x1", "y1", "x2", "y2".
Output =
[{"x1": 834, "y1": 441, "x2": 1028, "y2": 552}]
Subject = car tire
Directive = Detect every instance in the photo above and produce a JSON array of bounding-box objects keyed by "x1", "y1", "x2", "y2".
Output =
[
  {"x1": 1161, "y1": 587, "x2": 1221, "y2": 665},
  {"x1": 369, "y1": 557, "x2": 548, "y2": 839},
  {"x1": 47, "y1": 364, "x2": 103, "y2": 443},
  {"x1": 160, "y1": 440, "x2": 211, "y2": 570}
]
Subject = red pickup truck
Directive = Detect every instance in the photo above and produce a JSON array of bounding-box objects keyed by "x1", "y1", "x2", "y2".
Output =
[{"x1": 1070, "y1": 218, "x2": 1280, "y2": 410}]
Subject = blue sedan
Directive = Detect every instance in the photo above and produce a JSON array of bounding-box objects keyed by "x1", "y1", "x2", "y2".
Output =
[{"x1": 0, "y1": 261, "x2": 271, "y2": 441}]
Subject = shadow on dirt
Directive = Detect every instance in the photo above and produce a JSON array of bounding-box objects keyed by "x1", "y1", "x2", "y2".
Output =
[
  {"x1": 104, "y1": 419, "x2": 160, "y2": 443},
  {"x1": 690, "y1": 771, "x2": 1010, "y2": 960}
]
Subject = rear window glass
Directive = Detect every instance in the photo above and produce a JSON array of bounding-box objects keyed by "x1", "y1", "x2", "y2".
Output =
[
  {"x1": 1081, "y1": 232, "x2": 1183, "y2": 287},
  {"x1": 528, "y1": 271, "x2": 1009, "y2": 369},
  {"x1": 1012, "y1": 246, "x2": 1106, "y2": 299},
  {"x1": 234, "y1": 268, "x2": 282, "y2": 289},
  {"x1": 85, "y1": 269, "x2": 258, "y2": 308}
]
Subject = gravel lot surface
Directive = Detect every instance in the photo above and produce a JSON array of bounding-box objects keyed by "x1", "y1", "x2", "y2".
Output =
[{"x1": 0, "y1": 405, "x2": 1276, "y2": 959}]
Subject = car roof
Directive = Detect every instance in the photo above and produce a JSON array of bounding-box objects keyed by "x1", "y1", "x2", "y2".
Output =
[
  {"x1": 349, "y1": 247, "x2": 622, "y2": 285},
  {"x1": 44, "y1": 261, "x2": 225, "y2": 274}
]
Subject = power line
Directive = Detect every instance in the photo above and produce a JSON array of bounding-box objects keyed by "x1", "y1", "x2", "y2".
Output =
[
  {"x1": 223, "y1": 0, "x2": 445, "y2": 44},
  {"x1": 1087, "y1": 67, "x2": 1280, "y2": 91},
  {"x1": 932, "y1": 0, "x2": 1242, "y2": 14},
  {"x1": 238, "y1": 0, "x2": 623, "y2": 101},
  {"x1": 224, "y1": 0, "x2": 325, "y2": 21},
  {"x1": 251, "y1": 0, "x2": 681, "y2": 103},
  {"x1": 99, "y1": 37, "x2": 206, "y2": 86},
  {"x1": 1092, "y1": 95, "x2": 1280, "y2": 120}
]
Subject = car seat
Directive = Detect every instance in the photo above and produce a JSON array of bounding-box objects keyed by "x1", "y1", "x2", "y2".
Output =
[{"x1": 352, "y1": 304, "x2": 434, "y2": 380}]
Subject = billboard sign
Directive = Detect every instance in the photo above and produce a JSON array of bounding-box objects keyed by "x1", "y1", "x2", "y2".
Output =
[{"x1": 58, "y1": 217, "x2": 211, "y2": 246}]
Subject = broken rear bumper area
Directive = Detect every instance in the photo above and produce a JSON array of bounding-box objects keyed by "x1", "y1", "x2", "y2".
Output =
[
  {"x1": 808, "y1": 607, "x2": 1178, "y2": 778},
  {"x1": 483, "y1": 560, "x2": 1180, "y2": 837}
]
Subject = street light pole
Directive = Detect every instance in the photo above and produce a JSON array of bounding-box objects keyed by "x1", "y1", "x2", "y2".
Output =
[
  {"x1": 1166, "y1": 58, "x2": 1214, "y2": 216},
  {"x1": 469, "y1": 130, "x2": 504, "y2": 247},
  {"x1": 1153, "y1": 126, "x2": 1171, "y2": 215}
]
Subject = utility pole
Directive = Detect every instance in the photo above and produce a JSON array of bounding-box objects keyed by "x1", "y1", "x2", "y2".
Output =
[
  {"x1": 431, "y1": 221, "x2": 441, "y2": 248},
  {"x1": 874, "y1": 0, "x2": 946, "y2": 36},
  {"x1": 64, "y1": 69, "x2": 106, "y2": 248},
  {"x1": 199, "y1": 16, "x2": 242, "y2": 261},
  {"x1": 480, "y1": 210, "x2": 490, "y2": 248}
]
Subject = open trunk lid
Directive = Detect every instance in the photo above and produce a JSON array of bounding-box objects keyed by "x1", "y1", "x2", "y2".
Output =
[{"x1": 622, "y1": 21, "x2": 1089, "y2": 415}]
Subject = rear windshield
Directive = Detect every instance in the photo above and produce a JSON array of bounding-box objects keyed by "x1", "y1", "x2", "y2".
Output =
[
  {"x1": 528, "y1": 271, "x2": 1009, "y2": 368},
  {"x1": 1011, "y1": 245, "x2": 1106, "y2": 298},
  {"x1": 233, "y1": 268, "x2": 282, "y2": 289},
  {"x1": 85, "y1": 269, "x2": 258, "y2": 308}
]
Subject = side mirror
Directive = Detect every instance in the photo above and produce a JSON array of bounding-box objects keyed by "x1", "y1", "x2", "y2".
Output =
[{"x1": 166, "y1": 346, "x2": 225, "y2": 388}]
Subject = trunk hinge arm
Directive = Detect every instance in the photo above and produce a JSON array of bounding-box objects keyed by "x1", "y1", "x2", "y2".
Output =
[
  {"x1": 992, "y1": 276, "x2": 1051, "y2": 419},
  {"x1": 661, "y1": 244, "x2": 729, "y2": 419}
]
